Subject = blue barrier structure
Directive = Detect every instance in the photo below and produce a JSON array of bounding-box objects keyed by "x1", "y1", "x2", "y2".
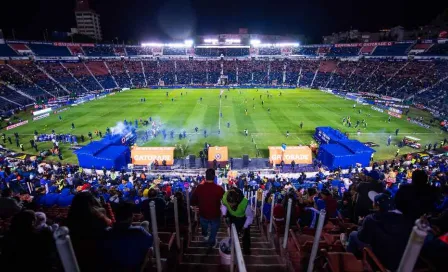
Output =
[
  {"x1": 313, "y1": 127, "x2": 348, "y2": 145},
  {"x1": 315, "y1": 127, "x2": 375, "y2": 170},
  {"x1": 75, "y1": 133, "x2": 133, "y2": 170}
]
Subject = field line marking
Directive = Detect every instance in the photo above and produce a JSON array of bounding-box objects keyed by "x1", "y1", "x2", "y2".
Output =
[{"x1": 218, "y1": 97, "x2": 222, "y2": 130}]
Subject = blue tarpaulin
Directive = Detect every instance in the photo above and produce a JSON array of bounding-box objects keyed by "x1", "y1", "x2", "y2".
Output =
[
  {"x1": 314, "y1": 127, "x2": 348, "y2": 145},
  {"x1": 75, "y1": 134, "x2": 131, "y2": 170}
]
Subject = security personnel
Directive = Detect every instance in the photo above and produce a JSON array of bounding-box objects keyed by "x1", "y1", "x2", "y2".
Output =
[
  {"x1": 221, "y1": 188, "x2": 253, "y2": 255},
  {"x1": 7, "y1": 136, "x2": 12, "y2": 144}
]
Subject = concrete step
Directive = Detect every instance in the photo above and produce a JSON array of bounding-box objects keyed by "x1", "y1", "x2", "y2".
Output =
[
  {"x1": 183, "y1": 254, "x2": 284, "y2": 265},
  {"x1": 186, "y1": 247, "x2": 278, "y2": 256},
  {"x1": 189, "y1": 240, "x2": 272, "y2": 249},
  {"x1": 178, "y1": 263, "x2": 287, "y2": 272}
]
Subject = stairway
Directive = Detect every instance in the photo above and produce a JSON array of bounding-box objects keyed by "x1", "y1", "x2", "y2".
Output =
[{"x1": 180, "y1": 222, "x2": 287, "y2": 272}]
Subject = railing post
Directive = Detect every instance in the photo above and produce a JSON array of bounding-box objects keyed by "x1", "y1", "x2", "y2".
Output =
[
  {"x1": 307, "y1": 210, "x2": 326, "y2": 272},
  {"x1": 269, "y1": 194, "x2": 276, "y2": 233},
  {"x1": 260, "y1": 191, "x2": 265, "y2": 223},
  {"x1": 283, "y1": 198, "x2": 292, "y2": 249},
  {"x1": 54, "y1": 226, "x2": 80, "y2": 272},
  {"x1": 230, "y1": 226, "x2": 235, "y2": 272},
  {"x1": 185, "y1": 189, "x2": 192, "y2": 234},
  {"x1": 150, "y1": 201, "x2": 162, "y2": 272},
  {"x1": 231, "y1": 224, "x2": 247, "y2": 272},
  {"x1": 397, "y1": 218, "x2": 431, "y2": 272},
  {"x1": 173, "y1": 197, "x2": 182, "y2": 249}
]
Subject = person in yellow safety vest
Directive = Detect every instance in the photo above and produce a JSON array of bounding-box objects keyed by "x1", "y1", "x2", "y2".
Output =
[{"x1": 221, "y1": 188, "x2": 254, "y2": 255}]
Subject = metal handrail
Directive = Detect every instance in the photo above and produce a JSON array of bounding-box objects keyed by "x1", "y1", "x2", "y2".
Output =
[
  {"x1": 269, "y1": 194, "x2": 276, "y2": 233},
  {"x1": 231, "y1": 223, "x2": 247, "y2": 272},
  {"x1": 307, "y1": 209, "x2": 326, "y2": 272},
  {"x1": 54, "y1": 226, "x2": 80, "y2": 272},
  {"x1": 173, "y1": 197, "x2": 181, "y2": 249},
  {"x1": 283, "y1": 198, "x2": 292, "y2": 249},
  {"x1": 185, "y1": 188, "x2": 192, "y2": 235},
  {"x1": 150, "y1": 201, "x2": 162, "y2": 272}
]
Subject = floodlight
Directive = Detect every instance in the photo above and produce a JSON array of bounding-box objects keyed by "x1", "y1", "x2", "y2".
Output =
[
  {"x1": 250, "y1": 39, "x2": 261, "y2": 45},
  {"x1": 141, "y1": 43, "x2": 163, "y2": 47},
  {"x1": 184, "y1": 39, "x2": 194, "y2": 46}
]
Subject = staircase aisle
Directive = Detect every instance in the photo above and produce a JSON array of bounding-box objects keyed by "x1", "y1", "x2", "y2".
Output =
[{"x1": 180, "y1": 222, "x2": 287, "y2": 272}]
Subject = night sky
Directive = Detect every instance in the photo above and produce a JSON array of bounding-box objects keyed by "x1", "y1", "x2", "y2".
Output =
[{"x1": 0, "y1": 0, "x2": 446, "y2": 43}]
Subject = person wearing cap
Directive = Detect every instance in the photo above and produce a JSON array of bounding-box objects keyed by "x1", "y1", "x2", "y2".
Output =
[
  {"x1": 221, "y1": 187, "x2": 254, "y2": 255},
  {"x1": 347, "y1": 191, "x2": 413, "y2": 270}
]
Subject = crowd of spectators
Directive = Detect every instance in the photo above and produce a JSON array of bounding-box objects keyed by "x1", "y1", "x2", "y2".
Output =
[
  {"x1": 0, "y1": 58, "x2": 448, "y2": 117},
  {"x1": 106, "y1": 61, "x2": 132, "y2": 88},
  {"x1": 63, "y1": 63, "x2": 103, "y2": 92},
  {"x1": 163, "y1": 47, "x2": 186, "y2": 56},
  {"x1": 0, "y1": 144, "x2": 447, "y2": 270},
  {"x1": 125, "y1": 47, "x2": 153, "y2": 56},
  {"x1": 124, "y1": 60, "x2": 146, "y2": 87},
  {"x1": 85, "y1": 62, "x2": 117, "y2": 90},
  {"x1": 40, "y1": 62, "x2": 86, "y2": 95}
]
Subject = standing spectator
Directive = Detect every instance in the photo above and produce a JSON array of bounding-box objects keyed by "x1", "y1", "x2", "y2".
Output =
[
  {"x1": 191, "y1": 168, "x2": 224, "y2": 249},
  {"x1": 66, "y1": 192, "x2": 111, "y2": 271},
  {"x1": 0, "y1": 188, "x2": 22, "y2": 218},
  {"x1": 354, "y1": 175, "x2": 384, "y2": 219},
  {"x1": 395, "y1": 170, "x2": 437, "y2": 221},
  {"x1": 221, "y1": 188, "x2": 254, "y2": 255},
  {"x1": 141, "y1": 188, "x2": 166, "y2": 226}
]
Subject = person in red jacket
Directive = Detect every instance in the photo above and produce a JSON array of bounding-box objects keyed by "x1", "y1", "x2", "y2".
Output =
[{"x1": 191, "y1": 169, "x2": 224, "y2": 249}]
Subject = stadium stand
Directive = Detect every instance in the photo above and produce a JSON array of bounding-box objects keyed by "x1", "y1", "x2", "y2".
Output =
[
  {"x1": 223, "y1": 59, "x2": 237, "y2": 84},
  {"x1": 327, "y1": 46, "x2": 360, "y2": 56},
  {"x1": 82, "y1": 46, "x2": 115, "y2": 57},
  {"x1": 63, "y1": 62, "x2": 102, "y2": 91},
  {"x1": 163, "y1": 47, "x2": 186, "y2": 56},
  {"x1": 141, "y1": 60, "x2": 159, "y2": 85},
  {"x1": 313, "y1": 60, "x2": 338, "y2": 87},
  {"x1": 27, "y1": 44, "x2": 71, "y2": 57},
  {"x1": 191, "y1": 60, "x2": 207, "y2": 84},
  {"x1": 39, "y1": 62, "x2": 86, "y2": 94},
  {"x1": 259, "y1": 47, "x2": 282, "y2": 56},
  {"x1": 175, "y1": 60, "x2": 192, "y2": 84},
  {"x1": 106, "y1": 61, "x2": 132, "y2": 88},
  {"x1": 85, "y1": 61, "x2": 117, "y2": 89},
  {"x1": 422, "y1": 43, "x2": 448, "y2": 56},
  {"x1": 269, "y1": 59, "x2": 284, "y2": 84},
  {"x1": 67, "y1": 45, "x2": 84, "y2": 56},
  {"x1": 9, "y1": 61, "x2": 63, "y2": 97},
  {"x1": 237, "y1": 59, "x2": 252, "y2": 84},
  {"x1": 125, "y1": 47, "x2": 152, "y2": 56},
  {"x1": 112, "y1": 47, "x2": 127, "y2": 56},
  {"x1": 159, "y1": 60, "x2": 175, "y2": 85},
  {"x1": 207, "y1": 60, "x2": 222, "y2": 84},
  {"x1": 0, "y1": 84, "x2": 32, "y2": 110},
  {"x1": 292, "y1": 47, "x2": 317, "y2": 55},
  {"x1": 285, "y1": 59, "x2": 301, "y2": 85},
  {"x1": 124, "y1": 60, "x2": 146, "y2": 87},
  {"x1": 372, "y1": 42, "x2": 413, "y2": 56},
  {"x1": 299, "y1": 60, "x2": 319, "y2": 86},
  {"x1": 252, "y1": 60, "x2": 269, "y2": 84},
  {"x1": 0, "y1": 44, "x2": 18, "y2": 56}
]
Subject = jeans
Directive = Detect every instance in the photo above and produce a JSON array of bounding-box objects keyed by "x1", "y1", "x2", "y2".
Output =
[
  {"x1": 228, "y1": 216, "x2": 251, "y2": 255},
  {"x1": 200, "y1": 217, "x2": 221, "y2": 247},
  {"x1": 347, "y1": 231, "x2": 366, "y2": 257}
]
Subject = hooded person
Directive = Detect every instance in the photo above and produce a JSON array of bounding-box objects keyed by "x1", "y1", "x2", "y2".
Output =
[
  {"x1": 347, "y1": 191, "x2": 413, "y2": 270},
  {"x1": 221, "y1": 188, "x2": 254, "y2": 255}
]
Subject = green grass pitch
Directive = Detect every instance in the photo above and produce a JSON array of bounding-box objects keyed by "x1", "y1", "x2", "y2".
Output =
[{"x1": 1, "y1": 88, "x2": 446, "y2": 165}]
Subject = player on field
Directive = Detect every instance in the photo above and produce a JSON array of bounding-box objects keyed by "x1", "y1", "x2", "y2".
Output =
[
  {"x1": 300, "y1": 121, "x2": 303, "y2": 129},
  {"x1": 245, "y1": 109, "x2": 248, "y2": 116},
  {"x1": 227, "y1": 122, "x2": 230, "y2": 128},
  {"x1": 71, "y1": 123, "x2": 75, "y2": 129},
  {"x1": 286, "y1": 131, "x2": 289, "y2": 138}
]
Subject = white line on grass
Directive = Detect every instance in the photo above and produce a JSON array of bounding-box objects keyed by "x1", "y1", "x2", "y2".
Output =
[{"x1": 218, "y1": 97, "x2": 222, "y2": 130}]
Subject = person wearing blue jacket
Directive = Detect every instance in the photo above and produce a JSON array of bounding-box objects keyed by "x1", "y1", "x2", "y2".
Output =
[
  {"x1": 41, "y1": 186, "x2": 59, "y2": 207},
  {"x1": 57, "y1": 188, "x2": 74, "y2": 207}
]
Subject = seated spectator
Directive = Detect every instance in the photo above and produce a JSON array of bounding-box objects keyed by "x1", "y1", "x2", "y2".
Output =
[
  {"x1": 0, "y1": 210, "x2": 57, "y2": 271},
  {"x1": 347, "y1": 192, "x2": 413, "y2": 270},
  {"x1": 395, "y1": 170, "x2": 437, "y2": 221},
  {"x1": 320, "y1": 188, "x2": 338, "y2": 219},
  {"x1": 66, "y1": 191, "x2": 111, "y2": 271},
  {"x1": 0, "y1": 188, "x2": 22, "y2": 218},
  {"x1": 166, "y1": 191, "x2": 188, "y2": 226},
  {"x1": 354, "y1": 175, "x2": 384, "y2": 219},
  {"x1": 338, "y1": 191, "x2": 354, "y2": 221},
  {"x1": 141, "y1": 188, "x2": 166, "y2": 226},
  {"x1": 102, "y1": 202, "x2": 153, "y2": 271},
  {"x1": 35, "y1": 211, "x2": 58, "y2": 232}
]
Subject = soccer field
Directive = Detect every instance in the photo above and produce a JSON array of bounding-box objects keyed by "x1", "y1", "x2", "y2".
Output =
[{"x1": 1, "y1": 88, "x2": 446, "y2": 164}]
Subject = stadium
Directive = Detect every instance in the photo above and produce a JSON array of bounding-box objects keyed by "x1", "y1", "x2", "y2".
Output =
[{"x1": 0, "y1": 1, "x2": 448, "y2": 272}]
